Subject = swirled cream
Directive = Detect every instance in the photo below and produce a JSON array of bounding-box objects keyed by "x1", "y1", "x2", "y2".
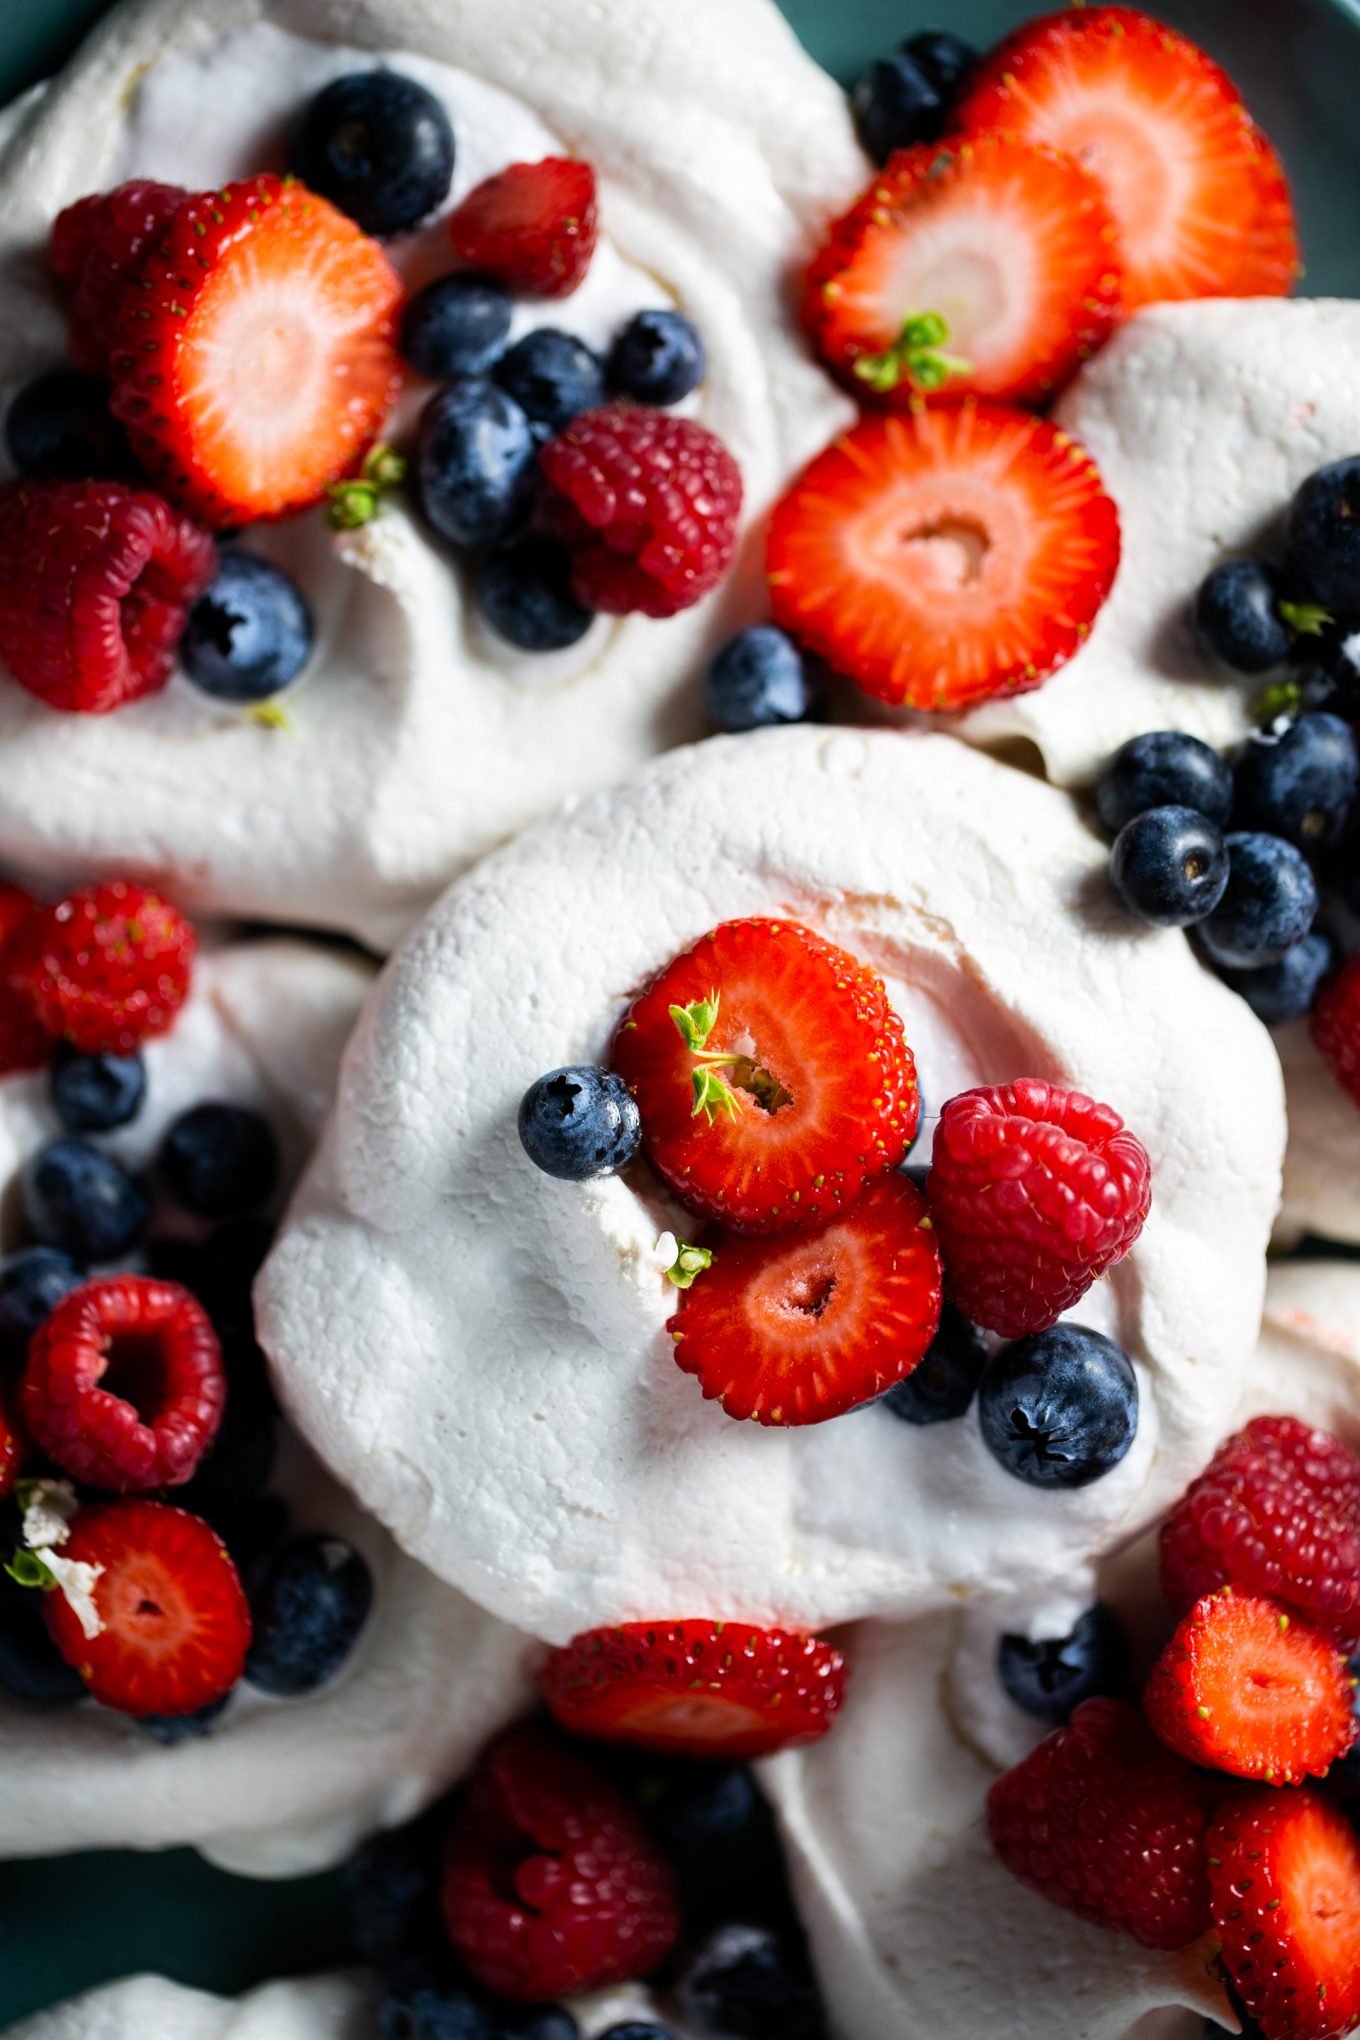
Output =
[{"x1": 257, "y1": 727, "x2": 1284, "y2": 1645}]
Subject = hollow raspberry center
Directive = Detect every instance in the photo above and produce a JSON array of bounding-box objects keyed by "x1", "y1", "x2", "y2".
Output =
[{"x1": 98, "y1": 1330, "x2": 170, "y2": 1426}]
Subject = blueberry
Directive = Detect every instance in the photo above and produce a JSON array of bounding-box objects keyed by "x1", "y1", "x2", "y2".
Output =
[
  {"x1": 245, "y1": 1535, "x2": 374, "y2": 1697},
  {"x1": 702, "y1": 626, "x2": 820, "y2": 734},
  {"x1": 904, "y1": 31, "x2": 979, "y2": 96},
  {"x1": 1095, "y1": 730, "x2": 1234, "y2": 836},
  {"x1": 1193, "y1": 559, "x2": 1292, "y2": 674},
  {"x1": 1286, "y1": 457, "x2": 1360, "y2": 609},
  {"x1": 518, "y1": 1066, "x2": 642, "y2": 1180},
  {"x1": 494, "y1": 328, "x2": 606, "y2": 434},
  {"x1": 0, "y1": 1562, "x2": 87, "y2": 1706},
  {"x1": 48, "y1": 1042, "x2": 146, "y2": 1134},
  {"x1": 4, "y1": 368, "x2": 131, "y2": 481},
  {"x1": 880, "y1": 1303, "x2": 987, "y2": 1425},
  {"x1": 401, "y1": 274, "x2": 512, "y2": 380},
  {"x1": 22, "y1": 1138, "x2": 148, "y2": 1262},
  {"x1": 158, "y1": 1103, "x2": 279, "y2": 1220},
  {"x1": 1220, "y1": 929, "x2": 1335, "y2": 1026},
  {"x1": 598, "y1": 2028, "x2": 669, "y2": 2040},
  {"x1": 137, "y1": 1694, "x2": 231, "y2": 1744},
  {"x1": 1234, "y1": 713, "x2": 1360, "y2": 852},
  {"x1": 476, "y1": 536, "x2": 595, "y2": 653},
  {"x1": 648, "y1": 1760, "x2": 765, "y2": 1859},
  {"x1": 291, "y1": 70, "x2": 455, "y2": 237},
  {"x1": 1108, "y1": 806, "x2": 1229, "y2": 928},
  {"x1": 674, "y1": 1922, "x2": 822, "y2": 2040},
  {"x1": 0, "y1": 1245, "x2": 82, "y2": 1353},
  {"x1": 181, "y1": 553, "x2": 314, "y2": 702},
  {"x1": 346, "y1": 1824, "x2": 441, "y2": 1966},
  {"x1": 851, "y1": 51, "x2": 944, "y2": 165},
  {"x1": 996, "y1": 1604, "x2": 1128, "y2": 1722},
  {"x1": 379, "y1": 1961, "x2": 490, "y2": 2040},
  {"x1": 499, "y1": 2016, "x2": 580, "y2": 2040},
  {"x1": 978, "y1": 1325, "x2": 1139, "y2": 1489},
  {"x1": 417, "y1": 380, "x2": 538, "y2": 550},
  {"x1": 607, "y1": 310, "x2": 706, "y2": 406},
  {"x1": 1196, "y1": 832, "x2": 1319, "y2": 970}
]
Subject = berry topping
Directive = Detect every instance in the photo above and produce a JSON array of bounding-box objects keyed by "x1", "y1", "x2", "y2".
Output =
[
  {"x1": 1109, "y1": 806, "x2": 1229, "y2": 929},
  {"x1": 879, "y1": 1297, "x2": 988, "y2": 1426},
  {"x1": 0, "y1": 883, "x2": 48, "y2": 1077},
  {"x1": 109, "y1": 174, "x2": 403, "y2": 528},
  {"x1": 180, "y1": 552, "x2": 314, "y2": 703},
  {"x1": 997, "y1": 1604, "x2": 1127, "y2": 1724},
  {"x1": 674, "y1": 1922, "x2": 823, "y2": 2040},
  {"x1": 1236, "y1": 717, "x2": 1360, "y2": 855},
  {"x1": 611, "y1": 917, "x2": 919, "y2": 1235},
  {"x1": 0, "y1": 479, "x2": 216, "y2": 714},
  {"x1": 851, "y1": 51, "x2": 948, "y2": 167},
  {"x1": 1313, "y1": 953, "x2": 1360, "y2": 1109},
  {"x1": 927, "y1": 1079, "x2": 1151, "y2": 1336},
  {"x1": 42, "y1": 1497, "x2": 250, "y2": 1717},
  {"x1": 243, "y1": 1535, "x2": 373, "y2": 1696},
  {"x1": 49, "y1": 1043, "x2": 146, "y2": 1135},
  {"x1": 1229, "y1": 933, "x2": 1335, "y2": 1031},
  {"x1": 1194, "y1": 559, "x2": 1295, "y2": 676},
  {"x1": 978, "y1": 1323, "x2": 1139, "y2": 1489},
  {"x1": 476, "y1": 536, "x2": 595, "y2": 655},
  {"x1": 952, "y1": 7, "x2": 1299, "y2": 310},
  {"x1": 518, "y1": 1065, "x2": 642, "y2": 1181},
  {"x1": 496, "y1": 328, "x2": 607, "y2": 434},
  {"x1": 669, "y1": 1172, "x2": 942, "y2": 1425},
  {"x1": 607, "y1": 310, "x2": 706, "y2": 407},
  {"x1": 1095, "y1": 730, "x2": 1235, "y2": 836},
  {"x1": 539, "y1": 404, "x2": 743, "y2": 619},
  {"x1": 441, "y1": 1722, "x2": 680, "y2": 2001},
  {"x1": 22, "y1": 1138, "x2": 149, "y2": 1263},
  {"x1": 50, "y1": 179, "x2": 188, "y2": 376},
  {"x1": 0, "y1": 1247, "x2": 81, "y2": 1357},
  {"x1": 1159, "y1": 1416, "x2": 1360, "y2": 1654},
  {"x1": 158, "y1": 1103, "x2": 279, "y2": 1219},
  {"x1": 401, "y1": 272, "x2": 513, "y2": 380},
  {"x1": 0, "y1": 1383, "x2": 27, "y2": 1499},
  {"x1": 766, "y1": 402, "x2": 1119, "y2": 711},
  {"x1": 448, "y1": 158, "x2": 598, "y2": 299},
  {"x1": 290, "y1": 70, "x2": 455, "y2": 238},
  {"x1": 4, "y1": 369, "x2": 133, "y2": 483},
  {"x1": 11, "y1": 881, "x2": 195, "y2": 1055},
  {"x1": 540, "y1": 1618, "x2": 846, "y2": 1759},
  {"x1": 1208, "y1": 1789, "x2": 1360, "y2": 2040},
  {"x1": 987, "y1": 1695, "x2": 1214, "y2": 1951},
  {"x1": 1286, "y1": 457, "x2": 1360, "y2": 613},
  {"x1": 417, "y1": 378, "x2": 539, "y2": 550},
  {"x1": 23, "y1": 1275, "x2": 225, "y2": 1493},
  {"x1": 802, "y1": 136, "x2": 1120, "y2": 408},
  {"x1": 701, "y1": 625, "x2": 819, "y2": 734},
  {"x1": 1197, "y1": 834, "x2": 1319, "y2": 972}
]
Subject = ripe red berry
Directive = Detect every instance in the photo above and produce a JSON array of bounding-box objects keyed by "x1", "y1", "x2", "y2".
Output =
[
  {"x1": 0, "y1": 479, "x2": 216, "y2": 714},
  {"x1": 50, "y1": 179, "x2": 188, "y2": 375},
  {"x1": 1209, "y1": 1788, "x2": 1360, "y2": 2040},
  {"x1": 0, "y1": 1382, "x2": 28, "y2": 1498},
  {"x1": 10, "y1": 881, "x2": 196, "y2": 1056},
  {"x1": 447, "y1": 158, "x2": 598, "y2": 298},
  {"x1": 927, "y1": 1078, "x2": 1152, "y2": 1337},
  {"x1": 1312, "y1": 953, "x2": 1360, "y2": 1110},
  {"x1": 441, "y1": 1722, "x2": 679, "y2": 2002},
  {"x1": 0, "y1": 882, "x2": 48, "y2": 1076},
  {"x1": 540, "y1": 404, "x2": 742, "y2": 618}
]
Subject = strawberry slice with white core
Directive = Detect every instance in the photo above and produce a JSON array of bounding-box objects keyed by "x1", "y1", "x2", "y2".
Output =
[{"x1": 766, "y1": 400, "x2": 1120, "y2": 711}]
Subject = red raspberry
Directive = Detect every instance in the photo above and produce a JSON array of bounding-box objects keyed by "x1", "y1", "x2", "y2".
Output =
[
  {"x1": 1209, "y1": 1788, "x2": 1360, "y2": 2040},
  {"x1": 50, "y1": 179, "x2": 188, "y2": 375},
  {"x1": 1159, "y1": 1415, "x2": 1360, "y2": 1653},
  {"x1": 0, "y1": 1381, "x2": 28, "y2": 1497},
  {"x1": 11, "y1": 880, "x2": 196, "y2": 1055},
  {"x1": 0, "y1": 480, "x2": 216, "y2": 714},
  {"x1": 1312, "y1": 952, "x2": 1360, "y2": 1109},
  {"x1": 927, "y1": 1078, "x2": 1152, "y2": 1337},
  {"x1": 539, "y1": 404, "x2": 743, "y2": 618},
  {"x1": 0, "y1": 883, "x2": 48, "y2": 1075},
  {"x1": 442, "y1": 1722, "x2": 680, "y2": 2002},
  {"x1": 987, "y1": 1696, "x2": 1214, "y2": 1951},
  {"x1": 23, "y1": 1276, "x2": 225, "y2": 1493},
  {"x1": 448, "y1": 158, "x2": 598, "y2": 298}
]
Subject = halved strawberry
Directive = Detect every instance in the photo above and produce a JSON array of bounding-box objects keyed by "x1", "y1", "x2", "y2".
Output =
[
  {"x1": 766, "y1": 401, "x2": 1119, "y2": 711},
  {"x1": 669, "y1": 1172, "x2": 942, "y2": 1425},
  {"x1": 539, "y1": 1619, "x2": 847, "y2": 1759},
  {"x1": 611, "y1": 917, "x2": 919, "y2": 1235},
  {"x1": 1209, "y1": 1788, "x2": 1360, "y2": 2040},
  {"x1": 448, "y1": 158, "x2": 598, "y2": 298},
  {"x1": 802, "y1": 134, "x2": 1121, "y2": 408},
  {"x1": 1144, "y1": 1589, "x2": 1357, "y2": 1787},
  {"x1": 109, "y1": 174, "x2": 403, "y2": 528},
  {"x1": 952, "y1": 7, "x2": 1299, "y2": 311}
]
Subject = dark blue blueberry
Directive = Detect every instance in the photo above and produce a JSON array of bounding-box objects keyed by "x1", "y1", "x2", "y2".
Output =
[
  {"x1": 494, "y1": 329, "x2": 606, "y2": 433},
  {"x1": 292, "y1": 70, "x2": 455, "y2": 237},
  {"x1": 1287, "y1": 457, "x2": 1360, "y2": 609},
  {"x1": 158, "y1": 1103, "x2": 279, "y2": 1220},
  {"x1": 22, "y1": 1138, "x2": 148, "y2": 1261},
  {"x1": 904, "y1": 31, "x2": 979, "y2": 96},
  {"x1": 978, "y1": 1325, "x2": 1139, "y2": 1490},
  {"x1": 518, "y1": 1066, "x2": 642, "y2": 1180},
  {"x1": 1193, "y1": 559, "x2": 1292, "y2": 674},
  {"x1": 181, "y1": 553, "x2": 314, "y2": 703},
  {"x1": 346, "y1": 1824, "x2": 441, "y2": 1966},
  {"x1": 401, "y1": 274, "x2": 512, "y2": 380},
  {"x1": 1108, "y1": 805, "x2": 1228, "y2": 928},
  {"x1": 702, "y1": 626, "x2": 820, "y2": 733},
  {"x1": 48, "y1": 1042, "x2": 146, "y2": 1134},
  {"x1": 996, "y1": 1604, "x2": 1128, "y2": 1722},
  {"x1": 0, "y1": 1560, "x2": 86, "y2": 1706},
  {"x1": 417, "y1": 380, "x2": 538, "y2": 550},
  {"x1": 380, "y1": 1964, "x2": 490, "y2": 2040},
  {"x1": 476, "y1": 535, "x2": 595, "y2": 652},
  {"x1": 851, "y1": 51, "x2": 944, "y2": 165},
  {"x1": 4, "y1": 368, "x2": 131, "y2": 481},
  {"x1": 1220, "y1": 929, "x2": 1335, "y2": 1027},
  {"x1": 607, "y1": 310, "x2": 706, "y2": 406},
  {"x1": 497, "y1": 2014, "x2": 580, "y2": 2040},
  {"x1": 648, "y1": 1760, "x2": 763, "y2": 1858},
  {"x1": 1095, "y1": 730, "x2": 1234, "y2": 836},
  {"x1": 1234, "y1": 714, "x2": 1360, "y2": 853},
  {"x1": 880, "y1": 1303, "x2": 987, "y2": 1425},
  {"x1": 598, "y1": 2028, "x2": 670, "y2": 2040},
  {"x1": 137, "y1": 1694, "x2": 231, "y2": 1744},
  {"x1": 244, "y1": 1534, "x2": 374, "y2": 1697},
  {"x1": 0, "y1": 1245, "x2": 82, "y2": 1354},
  {"x1": 1196, "y1": 832, "x2": 1319, "y2": 970},
  {"x1": 674, "y1": 1922, "x2": 822, "y2": 2040}
]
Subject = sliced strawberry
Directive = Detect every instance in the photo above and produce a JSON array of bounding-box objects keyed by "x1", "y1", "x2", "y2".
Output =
[
  {"x1": 802, "y1": 134, "x2": 1121, "y2": 408},
  {"x1": 669, "y1": 1173, "x2": 942, "y2": 1425},
  {"x1": 540, "y1": 1619, "x2": 847, "y2": 1759},
  {"x1": 448, "y1": 158, "x2": 598, "y2": 298},
  {"x1": 1209, "y1": 1788, "x2": 1360, "y2": 2040},
  {"x1": 611, "y1": 917, "x2": 919, "y2": 1235},
  {"x1": 1144, "y1": 1589, "x2": 1357, "y2": 1787},
  {"x1": 109, "y1": 174, "x2": 402, "y2": 528},
  {"x1": 952, "y1": 7, "x2": 1299, "y2": 311},
  {"x1": 766, "y1": 401, "x2": 1119, "y2": 711}
]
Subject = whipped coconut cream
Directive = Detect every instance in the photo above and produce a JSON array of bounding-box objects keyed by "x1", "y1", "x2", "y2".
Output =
[
  {"x1": 258, "y1": 727, "x2": 1284, "y2": 1645},
  {"x1": 0, "y1": 0, "x2": 863, "y2": 950},
  {"x1": 0, "y1": 936, "x2": 538, "y2": 1876},
  {"x1": 1, "y1": 1972, "x2": 378, "y2": 2040}
]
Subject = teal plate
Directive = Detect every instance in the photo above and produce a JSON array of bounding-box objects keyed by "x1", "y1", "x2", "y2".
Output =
[{"x1": 0, "y1": 0, "x2": 1357, "y2": 2024}]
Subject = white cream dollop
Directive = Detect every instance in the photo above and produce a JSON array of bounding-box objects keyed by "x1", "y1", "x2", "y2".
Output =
[{"x1": 0, "y1": 1972, "x2": 378, "y2": 2040}]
